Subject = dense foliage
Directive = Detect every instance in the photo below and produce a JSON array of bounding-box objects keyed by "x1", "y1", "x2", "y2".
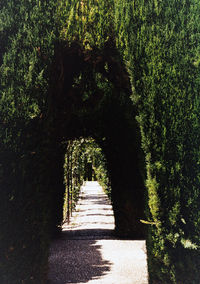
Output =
[
  {"x1": 0, "y1": 1, "x2": 59, "y2": 283},
  {"x1": 115, "y1": 0, "x2": 200, "y2": 283},
  {"x1": 57, "y1": 0, "x2": 113, "y2": 50},
  {"x1": 1, "y1": 0, "x2": 200, "y2": 283}
]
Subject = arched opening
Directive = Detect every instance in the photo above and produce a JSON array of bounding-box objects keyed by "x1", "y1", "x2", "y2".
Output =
[
  {"x1": 62, "y1": 137, "x2": 111, "y2": 225},
  {"x1": 44, "y1": 42, "x2": 146, "y2": 240},
  {"x1": 1, "y1": 1, "x2": 200, "y2": 283}
]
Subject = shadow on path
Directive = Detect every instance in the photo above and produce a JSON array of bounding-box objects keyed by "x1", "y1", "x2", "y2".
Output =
[
  {"x1": 48, "y1": 237, "x2": 112, "y2": 283},
  {"x1": 62, "y1": 228, "x2": 115, "y2": 240},
  {"x1": 48, "y1": 182, "x2": 148, "y2": 283}
]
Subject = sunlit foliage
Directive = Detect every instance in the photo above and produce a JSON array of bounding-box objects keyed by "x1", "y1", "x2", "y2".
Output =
[
  {"x1": 57, "y1": 0, "x2": 114, "y2": 50},
  {"x1": 115, "y1": 0, "x2": 200, "y2": 282},
  {"x1": 1, "y1": 0, "x2": 200, "y2": 283}
]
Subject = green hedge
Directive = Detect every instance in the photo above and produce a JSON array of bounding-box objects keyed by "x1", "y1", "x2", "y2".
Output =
[
  {"x1": 115, "y1": 0, "x2": 200, "y2": 282},
  {"x1": 0, "y1": 1, "x2": 58, "y2": 283},
  {"x1": 1, "y1": 0, "x2": 200, "y2": 283}
]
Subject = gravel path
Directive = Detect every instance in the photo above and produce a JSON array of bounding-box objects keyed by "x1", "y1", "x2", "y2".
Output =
[{"x1": 48, "y1": 181, "x2": 148, "y2": 283}]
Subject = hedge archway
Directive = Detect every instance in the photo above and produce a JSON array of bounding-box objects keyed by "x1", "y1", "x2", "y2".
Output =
[
  {"x1": 45, "y1": 42, "x2": 145, "y2": 239},
  {"x1": 0, "y1": 1, "x2": 200, "y2": 283}
]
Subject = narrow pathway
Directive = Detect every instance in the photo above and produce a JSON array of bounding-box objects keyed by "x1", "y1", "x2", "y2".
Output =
[{"x1": 48, "y1": 181, "x2": 148, "y2": 284}]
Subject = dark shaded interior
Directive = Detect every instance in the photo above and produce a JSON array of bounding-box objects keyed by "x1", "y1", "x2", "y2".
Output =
[{"x1": 44, "y1": 42, "x2": 146, "y2": 239}]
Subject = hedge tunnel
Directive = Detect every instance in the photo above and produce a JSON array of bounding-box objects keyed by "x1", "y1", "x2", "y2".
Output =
[
  {"x1": 47, "y1": 41, "x2": 145, "y2": 237},
  {"x1": 0, "y1": 1, "x2": 200, "y2": 283}
]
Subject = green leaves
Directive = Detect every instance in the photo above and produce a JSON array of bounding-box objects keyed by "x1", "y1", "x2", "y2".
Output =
[
  {"x1": 58, "y1": 0, "x2": 114, "y2": 50},
  {"x1": 1, "y1": 0, "x2": 200, "y2": 282},
  {"x1": 0, "y1": 0, "x2": 58, "y2": 150},
  {"x1": 115, "y1": 0, "x2": 200, "y2": 282}
]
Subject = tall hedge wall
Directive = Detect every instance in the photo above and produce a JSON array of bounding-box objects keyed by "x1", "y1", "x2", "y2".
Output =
[
  {"x1": 115, "y1": 0, "x2": 200, "y2": 283},
  {"x1": 0, "y1": 1, "x2": 60, "y2": 283},
  {"x1": 1, "y1": 0, "x2": 200, "y2": 283}
]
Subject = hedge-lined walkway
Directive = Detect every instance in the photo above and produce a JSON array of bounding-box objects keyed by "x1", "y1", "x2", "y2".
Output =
[{"x1": 48, "y1": 181, "x2": 148, "y2": 283}]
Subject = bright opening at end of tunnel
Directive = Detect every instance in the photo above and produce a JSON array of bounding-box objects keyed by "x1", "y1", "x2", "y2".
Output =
[{"x1": 62, "y1": 181, "x2": 115, "y2": 234}]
